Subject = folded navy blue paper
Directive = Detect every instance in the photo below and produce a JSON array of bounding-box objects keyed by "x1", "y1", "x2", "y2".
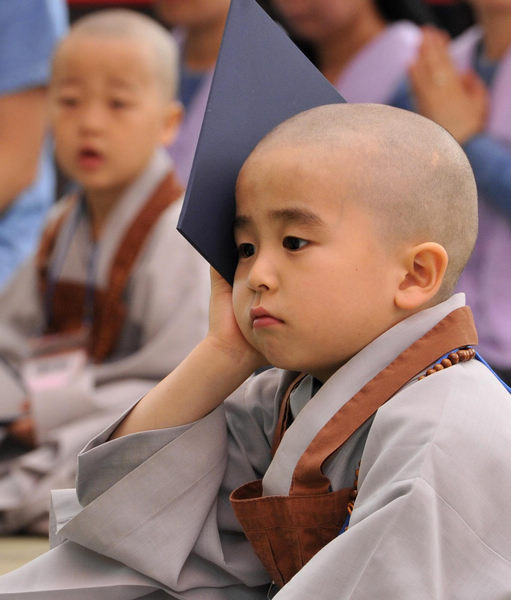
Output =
[{"x1": 178, "y1": 0, "x2": 345, "y2": 284}]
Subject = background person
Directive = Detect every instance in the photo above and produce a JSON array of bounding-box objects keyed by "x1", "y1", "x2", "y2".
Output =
[
  {"x1": 0, "y1": 0, "x2": 68, "y2": 290},
  {"x1": 0, "y1": 9, "x2": 209, "y2": 535},
  {"x1": 269, "y1": 0, "x2": 436, "y2": 102},
  {"x1": 392, "y1": 0, "x2": 511, "y2": 385}
]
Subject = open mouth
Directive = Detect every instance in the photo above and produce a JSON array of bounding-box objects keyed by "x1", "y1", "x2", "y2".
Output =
[{"x1": 78, "y1": 147, "x2": 103, "y2": 168}]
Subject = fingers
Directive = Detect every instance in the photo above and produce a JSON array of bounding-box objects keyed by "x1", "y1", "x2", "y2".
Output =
[{"x1": 415, "y1": 27, "x2": 458, "y2": 87}]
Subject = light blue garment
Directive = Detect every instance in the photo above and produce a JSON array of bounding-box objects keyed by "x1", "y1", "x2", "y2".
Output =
[{"x1": 0, "y1": 0, "x2": 68, "y2": 290}]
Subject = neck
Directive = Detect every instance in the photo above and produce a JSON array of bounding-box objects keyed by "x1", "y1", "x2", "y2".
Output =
[
  {"x1": 184, "y1": 16, "x2": 227, "y2": 71},
  {"x1": 317, "y1": 9, "x2": 386, "y2": 83},
  {"x1": 85, "y1": 190, "x2": 120, "y2": 240},
  {"x1": 476, "y1": 9, "x2": 511, "y2": 60}
]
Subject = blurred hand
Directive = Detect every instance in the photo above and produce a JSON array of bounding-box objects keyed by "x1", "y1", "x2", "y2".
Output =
[
  {"x1": 410, "y1": 27, "x2": 489, "y2": 144},
  {"x1": 7, "y1": 415, "x2": 36, "y2": 448}
]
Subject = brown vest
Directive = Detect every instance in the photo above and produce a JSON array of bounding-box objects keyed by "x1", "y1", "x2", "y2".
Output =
[
  {"x1": 230, "y1": 307, "x2": 478, "y2": 588},
  {"x1": 37, "y1": 172, "x2": 183, "y2": 362}
]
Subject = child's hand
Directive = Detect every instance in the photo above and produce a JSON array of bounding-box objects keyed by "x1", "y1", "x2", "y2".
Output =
[
  {"x1": 207, "y1": 268, "x2": 267, "y2": 376},
  {"x1": 111, "y1": 269, "x2": 267, "y2": 438},
  {"x1": 410, "y1": 27, "x2": 488, "y2": 144}
]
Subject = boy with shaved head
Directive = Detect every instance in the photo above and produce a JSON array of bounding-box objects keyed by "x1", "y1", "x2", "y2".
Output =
[
  {"x1": 2, "y1": 101, "x2": 511, "y2": 598},
  {"x1": 0, "y1": 9, "x2": 208, "y2": 535}
]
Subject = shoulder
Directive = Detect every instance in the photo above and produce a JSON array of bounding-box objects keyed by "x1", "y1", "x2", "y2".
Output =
[
  {"x1": 356, "y1": 359, "x2": 511, "y2": 561},
  {"x1": 361, "y1": 358, "x2": 511, "y2": 508},
  {"x1": 370, "y1": 358, "x2": 510, "y2": 449},
  {"x1": 138, "y1": 191, "x2": 210, "y2": 283}
]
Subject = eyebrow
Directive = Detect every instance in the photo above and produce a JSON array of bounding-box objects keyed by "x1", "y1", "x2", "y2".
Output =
[
  {"x1": 234, "y1": 207, "x2": 325, "y2": 230},
  {"x1": 53, "y1": 77, "x2": 139, "y2": 92},
  {"x1": 107, "y1": 77, "x2": 140, "y2": 91},
  {"x1": 52, "y1": 77, "x2": 81, "y2": 87}
]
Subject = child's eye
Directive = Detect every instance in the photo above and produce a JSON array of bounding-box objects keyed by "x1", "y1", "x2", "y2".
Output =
[
  {"x1": 283, "y1": 236, "x2": 308, "y2": 251},
  {"x1": 110, "y1": 98, "x2": 130, "y2": 109},
  {"x1": 238, "y1": 243, "x2": 256, "y2": 259},
  {"x1": 58, "y1": 96, "x2": 78, "y2": 107}
]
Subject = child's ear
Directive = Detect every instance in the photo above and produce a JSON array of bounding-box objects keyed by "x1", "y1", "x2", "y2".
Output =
[
  {"x1": 394, "y1": 242, "x2": 448, "y2": 311},
  {"x1": 160, "y1": 101, "x2": 183, "y2": 146}
]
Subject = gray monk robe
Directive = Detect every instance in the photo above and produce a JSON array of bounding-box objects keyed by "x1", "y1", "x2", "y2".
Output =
[
  {"x1": 0, "y1": 149, "x2": 210, "y2": 534},
  {"x1": 1, "y1": 294, "x2": 511, "y2": 598}
]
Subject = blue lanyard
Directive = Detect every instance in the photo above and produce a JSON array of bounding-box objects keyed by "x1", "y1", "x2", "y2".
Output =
[
  {"x1": 475, "y1": 352, "x2": 511, "y2": 393},
  {"x1": 44, "y1": 195, "x2": 99, "y2": 330}
]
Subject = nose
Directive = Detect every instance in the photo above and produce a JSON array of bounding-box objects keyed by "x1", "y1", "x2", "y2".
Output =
[
  {"x1": 78, "y1": 101, "x2": 106, "y2": 134},
  {"x1": 246, "y1": 251, "x2": 278, "y2": 292}
]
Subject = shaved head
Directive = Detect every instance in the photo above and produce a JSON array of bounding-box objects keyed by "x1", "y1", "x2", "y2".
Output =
[
  {"x1": 54, "y1": 9, "x2": 179, "y2": 100},
  {"x1": 242, "y1": 103, "x2": 478, "y2": 299}
]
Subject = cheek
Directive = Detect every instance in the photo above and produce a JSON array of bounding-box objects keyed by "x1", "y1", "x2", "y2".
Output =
[
  {"x1": 232, "y1": 280, "x2": 249, "y2": 329},
  {"x1": 51, "y1": 115, "x2": 69, "y2": 139}
]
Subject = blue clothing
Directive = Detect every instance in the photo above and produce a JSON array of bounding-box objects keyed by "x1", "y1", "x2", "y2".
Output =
[
  {"x1": 390, "y1": 46, "x2": 511, "y2": 221},
  {"x1": 0, "y1": 0, "x2": 68, "y2": 290}
]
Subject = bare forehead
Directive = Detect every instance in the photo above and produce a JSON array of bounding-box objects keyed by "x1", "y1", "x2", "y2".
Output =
[
  {"x1": 235, "y1": 142, "x2": 357, "y2": 224},
  {"x1": 238, "y1": 139, "x2": 365, "y2": 199},
  {"x1": 52, "y1": 34, "x2": 158, "y2": 84},
  {"x1": 55, "y1": 32, "x2": 153, "y2": 62}
]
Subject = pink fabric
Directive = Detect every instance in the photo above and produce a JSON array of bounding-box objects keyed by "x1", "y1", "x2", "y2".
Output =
[
  {"x1": 335, "y1": 21, "x2": 421, "y2": 103},
  {"x1": 165, "y1": 27, "x2": 214, "y2": 187},
  {"x1": 452, "y1": 27, "x2": 511, "y2": 366},
  {"x1": 168, "y1": 69, "x2": 213, "y2": 187}
]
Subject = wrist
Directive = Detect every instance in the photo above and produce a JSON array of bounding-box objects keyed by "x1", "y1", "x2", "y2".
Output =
[
  {"x1": 201, "y1": 335, "x2": 263, "y2": 383},
  {"x1": 452, "y1": 120, "x2": 484, "y2": 146}
]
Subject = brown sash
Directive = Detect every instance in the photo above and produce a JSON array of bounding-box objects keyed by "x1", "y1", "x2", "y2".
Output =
[
  {"x1": 37, "y1": 172, "x2": 183, "y2": 362},
  {"x1": 230, "y1": 307, "x2": 478, "y2": 588}
]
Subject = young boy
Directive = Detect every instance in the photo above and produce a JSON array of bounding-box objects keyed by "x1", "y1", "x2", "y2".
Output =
[
  {"x1": 0, "y1": 9, "x2": 209, "y2": 534},
  {"x1": 2, "y1": 102, "x2": 511, "y2": 598}
]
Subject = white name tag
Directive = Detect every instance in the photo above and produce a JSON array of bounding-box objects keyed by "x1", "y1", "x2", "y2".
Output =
[{"x1": 22, "y1": 328, "x2": 90, "y2": 395}]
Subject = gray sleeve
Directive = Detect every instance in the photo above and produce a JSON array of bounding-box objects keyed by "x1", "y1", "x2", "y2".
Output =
[
  {"x1": 52, "y1": 371, "x2": 285, "y2": 597},
  {"x1": 76, "y1": 404, "x2": 195, "y2": 506},
  {"x1": 0, "y1": 257, "x2": 43, "y2": 420}
]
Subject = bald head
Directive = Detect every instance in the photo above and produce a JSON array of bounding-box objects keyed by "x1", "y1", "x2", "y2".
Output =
[
  {"x1": 54, "y1": 9, "x2": 179, "y2": 100},
  {"x1": 243, "y1": 103, "x2": 478, "y2": 299}
]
